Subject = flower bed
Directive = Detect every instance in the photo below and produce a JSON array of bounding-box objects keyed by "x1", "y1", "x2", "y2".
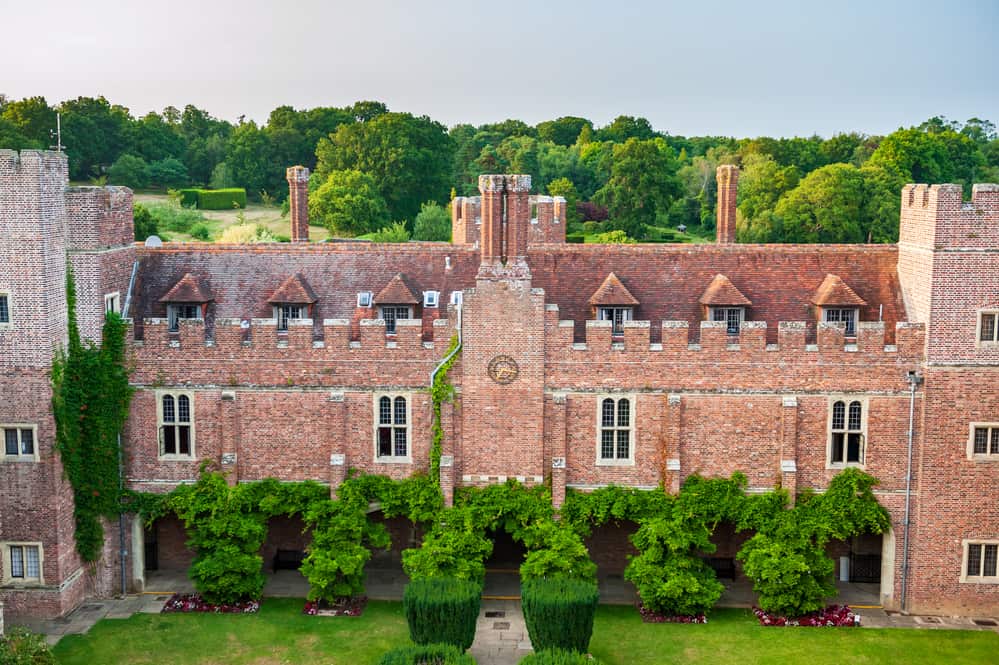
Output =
[
  {"x1": 303, "y1": 596, "x2": 367, "y2": 617},
  {"x1": 161, "y1": 593, "x2": 260, "y2": 614},
  {"x1": 637, "y1": 603, "x2": 708, "y2": 624},
  {"x1": 753, "y1": 605, "x2": 859, "y2": 627}
]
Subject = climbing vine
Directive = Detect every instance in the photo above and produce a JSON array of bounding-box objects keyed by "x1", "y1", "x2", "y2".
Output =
[
  {"x1": 51, "y1": 266, "x2": 133, "y2": 562},
  {"x1": 429, "y1": 335, "x2": 460, "y2": 484}
]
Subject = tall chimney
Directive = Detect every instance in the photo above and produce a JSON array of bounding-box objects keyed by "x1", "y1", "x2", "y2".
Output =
[
  {"x1": 716, "y1": 165, "x2": 738, "y2": 244},
  {"x1": 286, "y1": 165, "x2": 310, "y2": 243}
]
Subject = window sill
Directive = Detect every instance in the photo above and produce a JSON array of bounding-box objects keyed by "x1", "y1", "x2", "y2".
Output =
[
  {"x1": 969, "y1": 455, "x2": 999, "y2": 462},
  {"x1": 825, "y1": 462, "x2": 866, "y2": 471},
  {"x1": 1, "y1": 580, "x2": 45, "y2": 588},
  {"x1": 1, "y1": 457, "x2": 40, "y2": 463},
  {"x1": 596, "y1": 459, "x2": 635, "y2": 467},
  {"x1": 375, "y1": 457, "x2": 412, "y2": 465},
  {"x1": 158, "y1": 455, "x2": 197, "y2": 462},
  {"x1": 959, "y1": 577, "x2": 999, "y2": 584}
]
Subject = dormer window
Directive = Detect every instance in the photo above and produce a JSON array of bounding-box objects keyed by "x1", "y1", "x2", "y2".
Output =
[
  {"x1": 711, "y1": 307, "x2": 744, "y2": 335},
  {"x1": 450, "y1": 291, "x2": 463, "y2": 306},
  {"x1": 423, "y1": 291, "x2": 440, "y2": 308},
  {"x1": 373, "y1": 273, "x2": 420, "y2": 334},
  {"x1": 379, "y1": 306, "x2": 411, "y2": 334},
  {"x1": 274, "y1": 304, "x2": 305, "y2": 331},
  {"x1": 167, "y1": 304, "x2": 201, "y2": 332},
  {"x1": 824, "y1": 308, "x2": 858, "y2": 337},
  {"x1": 357, "y1": 292, "x2": 373, "y2": 308},
  {"x1": 598, "y1": 307, "x2": 633, "y2": 336}
]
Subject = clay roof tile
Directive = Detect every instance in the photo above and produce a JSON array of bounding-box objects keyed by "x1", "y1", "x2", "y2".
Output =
[
  {"x1": 267, "y1": 273, "x2": 318, "y2": 304},
  {"x1": 589, "y1": 272, "x2": 639, "y2": 306},
  {"x1": 159, "y1": 272, "x2": 212, "y2": 303},
  {"x1": 374, "y1": 273, "x2": 420, "y2": 305},
  {"x1": 699, "y1": 274, "x2": 752, "y2": 306},
  {"x1": 811, "y1": 273, "x2": 867, "y2": 307}
]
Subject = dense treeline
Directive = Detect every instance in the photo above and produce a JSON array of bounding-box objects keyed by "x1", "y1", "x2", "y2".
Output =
[{"x1": 1, "y1": 93, "x2": 996, "y2": 243}]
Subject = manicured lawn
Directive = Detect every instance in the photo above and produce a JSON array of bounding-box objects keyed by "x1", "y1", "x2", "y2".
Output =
[{"x1": 52, "y1": 601, "x2": 999, "y2": 665}]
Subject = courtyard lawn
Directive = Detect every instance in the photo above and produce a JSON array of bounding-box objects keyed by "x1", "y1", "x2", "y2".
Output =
[{"x1": 51, "y1": 601, "x2": 999, "y2": 665}]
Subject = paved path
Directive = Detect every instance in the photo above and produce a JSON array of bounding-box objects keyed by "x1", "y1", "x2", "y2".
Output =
[{"x1": 470, "y1": 599, "x2": 533, "y2": 665}]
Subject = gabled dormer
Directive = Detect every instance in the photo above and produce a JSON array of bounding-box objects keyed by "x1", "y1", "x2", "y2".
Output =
[
  {"x1": 811, "y1": 273, "x2": 867, "y2": 337},
  {"x1": 374, "y1": 273, "x2": 420, "y2": 334},
  {"x1": 699, "y1": 274, "x2": 751, "y2": 334},
  {"x1": 589, "y1": 272, "x2": 639, "y2": 336},
  {"x1": 268, "y1": 273, "x2": 318, "y2": 331},
  {"x1": 159, "y1": 273, "x2": 212, "y2": 332}
]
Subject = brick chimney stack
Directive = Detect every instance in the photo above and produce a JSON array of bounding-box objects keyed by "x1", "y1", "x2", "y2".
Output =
[
  {"x1": 716, "y1": 165, "x2": 738, "y2": 244},
  {"x1": 477, "y1": 174, "x2": 532, "y2": 281},
  {"x1": 286, "y1": 165, "x2": 310, "y2": 243}
]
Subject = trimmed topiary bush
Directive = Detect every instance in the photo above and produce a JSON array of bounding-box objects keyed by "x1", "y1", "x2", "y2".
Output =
[
  {"x1": 519, "y1": 649, "x2": 602, "y2": 665},
  {"x1": 376, "y1": 644, "x2": 476, "y2": 665},
  {"x1": 197, "y1": 188, "x2": 247, "y2": 210},
  {"x1": 403, "y1": 577, "x2": 482, "y2": 650},
  {"x1": 521, "y1": 578, "x2": 599, "y2": 654}
]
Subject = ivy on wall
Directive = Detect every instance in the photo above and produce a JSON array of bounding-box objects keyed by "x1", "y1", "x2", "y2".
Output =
[
  {"x1": 51, "y1": 267, "x2": 133, "y2": 562},
  {"x1": 429, "y1": 336, "x2": 460, "y2": 485}
]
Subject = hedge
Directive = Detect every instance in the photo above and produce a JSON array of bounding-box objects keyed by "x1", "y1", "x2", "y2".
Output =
[
  {"x1": 519, "y1": 650, "x2": 602, "y2": 665},
  {"x1": 178, "y1": 188, "x2": 200, "y2": 207},
  {"x1": 403, "y1": 578, "x2": 482, "y2": 651},
  {"x1": 521, "y1": 578, "x2": 599, "y2": 654},
  {"x1": 198, "y1": 188, "x2": 246, "y2": 210},
  {"x1": 376, "y1": 644, "x2": 477, "y2": 665}
]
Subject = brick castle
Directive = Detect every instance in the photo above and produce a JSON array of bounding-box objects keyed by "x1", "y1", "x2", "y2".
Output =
[{"x1": 1, "y1": 149, "x2": 996, "y2": 619}]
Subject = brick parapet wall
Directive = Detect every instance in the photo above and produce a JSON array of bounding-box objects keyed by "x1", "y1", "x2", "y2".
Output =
[{"x1": 65, "y1": 186, "x2": 134, "y2": 250}]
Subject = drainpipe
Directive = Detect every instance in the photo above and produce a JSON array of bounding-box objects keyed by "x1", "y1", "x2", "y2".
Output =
[
  {"x1": 900, "y1": 370, "x2": 922, "y2": 612},
  {"x1": 430, "y1": 302, "x2": 463, "y2": 486},
  {"x1": 118, "y1": 431, "x2": 128, "y2": 597}
]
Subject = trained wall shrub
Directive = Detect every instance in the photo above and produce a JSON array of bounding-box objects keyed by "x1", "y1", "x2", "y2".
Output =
[
  {"x1": 519, "y1": 650, "x2": 602, "y2": 665},
  {"x1": 376, "y1": 644, "x2": 477, "y2": 665},
  {"x1": 521, "y1": 578, "x2": 598, "y2": 654},
  {"x1": 197, "y1": 188, "x2": 246, "y2": 210},
  {"x1": 403, "y1": 577, "x2": 482, "y2": 651}
]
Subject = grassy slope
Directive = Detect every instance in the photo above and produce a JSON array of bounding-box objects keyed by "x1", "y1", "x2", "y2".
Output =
[{"x1": 52, "y1": 601, "x2": 999, "y2": 665}]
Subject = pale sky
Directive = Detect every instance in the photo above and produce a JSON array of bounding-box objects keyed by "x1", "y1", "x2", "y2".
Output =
[{"x1": 3, "y1": 0, "x2": 997, "y2": 137}]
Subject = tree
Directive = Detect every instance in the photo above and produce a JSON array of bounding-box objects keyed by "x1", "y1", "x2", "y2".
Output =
[
  {"x1": 773, "y1": 163, "x2": 866, "y2": 243},
  {"x1": 0, "y1": 116, "x2": 37, "y2": 149},
  {"x1": 413, "y1": 201, "x2": 451, "y2": 241},
  {"x1": 131, "y1": 111, "x2": 185, "y2": 163},
  {"x1": 1, "y1": 96, "x2": 56, "y2": 145},
  {"x1": 595, "y1": 115, "x2": 657, "y2": 143},
  {"x1": 315, "y1": 112, "x2": 454, "y2": 223},
  {"x1": 108, "y1": 154, "x2": 149, "y2": 189},
  {"x1": 146, "y1": 157, "x2": 189, "y2": 188},
  {"x1": 593, "y1": 138, "x2": 681, "y2": 238},
  {"x1": 735, "y1": 153, "x2": 800, "y2": 242},
  {"x1": 537, "y1": 116, "x2": 592, "y2": 146},
  {"x1": 59, "y1": 96, "x2": 133, "y2": 179},
  {"x1": 225, "y1": 121, "x2": 276, "y2": 197},
  {"x1": 132, "y1": 203, "x2": 158, "y2": 241},
  {"x1": 309, "y1": 170, "x2": 390, "y2": 237}
]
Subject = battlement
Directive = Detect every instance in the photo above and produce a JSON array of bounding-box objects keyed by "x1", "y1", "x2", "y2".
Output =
[
  {"x1": 65, "y1": 185, "x2": 134, "y2": 250},
  {"x1": 899, "y1": 182, "x2": 999, "y2": 249},
  {"x1": 0, "y1": 149, "x2": 68, "y2": 182}
]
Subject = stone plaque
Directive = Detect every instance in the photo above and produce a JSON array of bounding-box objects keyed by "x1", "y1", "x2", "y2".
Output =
[
  {"x1": 487, "y1": 355, "x2": 519, "y2": 384},
  {"x1": 330, "y1": 454, "x2": 346, "y2": 466},
  {"x1": 221, "y1": 453, "x2": 237, "y2": 465},
  {"x1": 440, "y1": 454, "x2": 454, "y2": 468},
  {"x1": 551, "y1": 457, "x2": 566, "y2": 469}
]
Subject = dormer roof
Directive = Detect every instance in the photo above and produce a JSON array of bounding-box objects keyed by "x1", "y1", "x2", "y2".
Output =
[
  {"x1": 589, "y1": 272, "x2": 639, "y2": 306},
  {"x1": 699, "y1": 274, "x2": 752, "y2": 306},
  {"x1": 159, "y1": 273, "x2": 212, "y2": 303},
  {"x1": 374, "y1": 273, "x2": 420, "y2": 305},
  {"x1": 268, "y1": 273, "x2": 318, "y2": 304},
  {"x1": 811, "y1": 273, "x2": 867, "y2": 307}
]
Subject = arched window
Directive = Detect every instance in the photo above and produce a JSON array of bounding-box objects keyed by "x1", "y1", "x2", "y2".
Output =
[
  {"x1": 599, "y1": 397, "x2": 632, "y2": 462},
  {"x1": 830, "y1": 398, "x2": 863, "y2": 465},
  {"x1": 377, "y1": 394, "x2": 410, "y2": 460},
  {"x1": 159, "y1": 392, "x2": 193, "y2": 458}
]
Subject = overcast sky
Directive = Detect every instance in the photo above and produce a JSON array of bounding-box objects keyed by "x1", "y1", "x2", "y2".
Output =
[{"x1": 3, "y1": 0, "x2": 997, "y2": 137}]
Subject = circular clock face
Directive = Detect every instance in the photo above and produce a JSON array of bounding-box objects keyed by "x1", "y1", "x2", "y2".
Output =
[{"x1": 487, "y1": 355, "x2": 519, "y2": 384}]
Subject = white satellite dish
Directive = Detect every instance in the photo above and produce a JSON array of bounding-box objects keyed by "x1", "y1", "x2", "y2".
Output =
[{"x1": 145, "y1": 235, "x2": 163, "y2": 248}]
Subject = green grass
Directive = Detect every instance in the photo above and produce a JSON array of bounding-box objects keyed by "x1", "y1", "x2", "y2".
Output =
[
  {"x1": 589, "y1": 606, "x2": 999, "y2": 665},
  {"x1": 51, "y1": 601, "x2": 999, "y2": 665}
]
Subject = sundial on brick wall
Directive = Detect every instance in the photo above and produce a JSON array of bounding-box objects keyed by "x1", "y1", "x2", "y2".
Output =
[{"x1": 487, "y1": 355, "x2": 519, "y2": 384}]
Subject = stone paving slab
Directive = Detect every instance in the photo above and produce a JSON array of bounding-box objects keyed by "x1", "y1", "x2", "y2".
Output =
[{"x1": 470, "y1": 599, "x2": 532, "y2": 665}]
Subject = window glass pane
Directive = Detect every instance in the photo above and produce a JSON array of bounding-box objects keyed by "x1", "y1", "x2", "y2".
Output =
[
  {"x1": 394, "y1": 428, "x2": 407, "y2": 457},
  {"x1": 847, "y1": 433, "x2": 862, "y2": 463},
  {"x1": 5, "y1": 429, "x2": 18, "y2": 455},
  {"x1": 382, "y1": 308, "x2": 396, "y2": 334},
  {"x1": 712, "y1": 308, "x2": 726, "y2": 322},
  {"x1": 601, "y1": 399, "x2": 615, "y2": 427},
  {"x1": 613, "y1": 308, "x2": 624, "y2": 335},
  {"x1": 726, "y1": 309, "x2": 741, "y2": 335},
  {"x1": 162, "y1": 395, "x2": 175, "y2": 423},
  {"x1": 617, "y1": 399, "x2": 630, "y2": 427},
  {"x1": 178, "y1": 426, "x2": 190, "y2": 456},
  {"x1": 25, "y1": 546, "x2": 40, "y2": 578},
  {"x1": 968, "y1": 544, "x2": 982, "y2": 576},
  {"x1": 378, "y1": 428, "x2": 392, "y2": 456},
  {"x1": 394, "y1": 397, "x2": 407, "y2": 425},
  {"x1": 600, "y1": 430, "x2": 614, "y2": 459},
  {"x1": 832, "y1": 402, "x2": 845, "y2": 430},
  {"x1": 183, "y1": 305, "x2": 199, "y2": 319},
  {"x1": 599, "y1": 308, "x2": 611, "y2": 321},
  {"x1": 974, "y1": 428, "x2": 989, "y2": 454},
  {"x1": 991, "y1": 429, "x2": 999, "y2": 455},
  {"x1": 981, "y1": 313, "x2": 996, "y2": 342},
  {"x1": 277, "y1": 306, "x2": 289, "y2": 331},
  {"x1": 10, "y1": 546, "x2": 23, "y2": 577},
  {"x1": 831, "y1": 433, "x2": 845, "y2": 463},
  {"x1": 168, "y1": 307, "x2": 179, "y2": 332},
  {"x1": 163, "y1": 427, "x2": 176, "y2": 455},
  {"x1": 984, "y1": 545, "x2": 998, "y2": 577},
  {"x1": 617, "y1": 430, "x2": 629, "y2": 459},
  {"x1": 177, "y1": 395, "x2": 190, "y2": 423},
  {"x1": 20, "y1": 428, "x2": 33, "y2": 455},
  {"x1": 825, "y1": 309, "x2": 840, "y2": 323},
  {"x1": 848, "y1": 402, "x2": 862, "y2": 431},
  {"x1": 844, "y1": 310, "x2": 856, "y2": 336},
  {"x1": 0, "y1": 294, "x2": 9, "y2": 323},
  {"x1": 379, "y1": 397, "x2": 392, "y2": 425}
]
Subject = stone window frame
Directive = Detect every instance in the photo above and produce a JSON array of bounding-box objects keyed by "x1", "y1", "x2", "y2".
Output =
[
  {"x1": 826, "y1": 396, "x2": 868, "y2": 470},
  {"x1": 373, "y1": 393, "x2": 412, "y2": 464},
  {"x1": 1, "y1": 541, "x2": 44, "y2": 586},
  {"x1": 968, "y1": 423, "x2": 999, "y2": 462},
  {"x1": 0, "y1": 290, "x2": 12, "y2": 330},
  {"x1": 166, "y1": 303, "x2": 202, "y2": 332},
  {"x1": 1, "y1": 424, "x2": 39, "y2": 463},
  {"x1": 104, "y1": 291, "x2": 120, "y2": 315},
  {"x1": 710, "y1": 306, "x2": 746, "y2": 335},
  {"x1": 960, "y1": 539, "x2": 999, "y2": 584},
  {"x1": 156, "y1": 390, "x2": 196, "y2": 461},
  {"x1": 378, "y1": 305, "x2": 412, "y2": 335},
  {"x1": 595, "y1": 394, "x2": 636, "y2": 467},
  {"x1": 597, "y1": 307, "x2": 633, "y2": 337},
  {"x1": 977, "y1": 309, "x2": 999, "y2": 347},
  {"x1": 823, "y1": 307, "x2": 859, "y2": 337},
  {"x1": 273, "y1": 304, "x2": 306, "y2": 332}
]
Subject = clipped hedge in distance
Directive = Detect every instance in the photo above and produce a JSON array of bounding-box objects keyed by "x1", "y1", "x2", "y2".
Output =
[
  {"x1": 519, "y1": 649, "x2": 602, "y2": 665},
  {"x1": 377, "y1": 643, "x2": 477, "y2": 665},
  {"x1": 403, "y1": 577, "x2": 482, "y2": 651},
  {"x1": 198, "y1": 188, "x2": 247, "y2": 210},
  {"x1": 178, "y1": 188, "x2": 200, "y2": 207},
  {"x1": 521, "y1": 578, "x2": 599, "y2": 654}
]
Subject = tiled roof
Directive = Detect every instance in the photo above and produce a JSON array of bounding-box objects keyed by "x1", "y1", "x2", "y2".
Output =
[
  {"x1": 374, "y1": 273, "x2": 420, "y2": 304},
  {"x1": 699, "y1": 274, "x2": 752, "y2": 306},
  {"x1": 158, "y1": 272, "x2": 212, "y2": 303},
  {"x1": 811, "y1": 273, "x2": 868, "y2": 307},
  {"x1": 268, "y1": 273, "x2": 318, "y2": 304},
  {"x1": 589, "y1": 272, "x2": 639, "y2": 306}
]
